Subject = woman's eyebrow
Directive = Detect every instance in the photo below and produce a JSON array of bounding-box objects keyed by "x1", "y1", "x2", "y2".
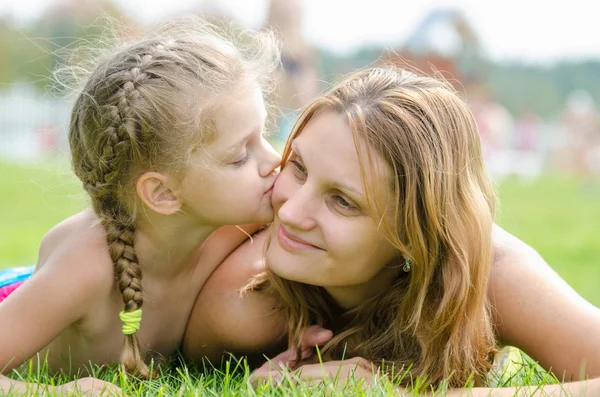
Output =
[
  {"x1": 333, "y1": 182, "x2": 363, "y2": 198},
  {"x1": 291, "y1": 139, "x2": 363, "y2": 198},
  {"x1": 291, "y1": 140, "x2": 302, "y2": 158}
]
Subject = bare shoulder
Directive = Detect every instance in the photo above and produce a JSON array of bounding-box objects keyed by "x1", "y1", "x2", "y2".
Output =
[
  {"x1": 490, "y1": 224, "x2": 539, "y2": 266},
  {"x1": 36, "y1": 208, "x2": 114, "y2": 295},
  {"x1": 489, "y1": 224, "x2": 583, "y2": 307},
  {"x1": 0, "y1": 209, "x2": 115, "y2": 371},
  {"x1": 197, "y1": 224, "x2": 266, "y2": 269},
  {"x1": 489, "y1": 224, "x2": 600, "y2": 379},
  {"x1": 183, "y1": 230, "x2": 286, "y2": 364}
]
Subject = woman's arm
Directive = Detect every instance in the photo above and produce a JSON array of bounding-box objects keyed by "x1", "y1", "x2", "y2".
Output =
[
  {"x1": 252, "y1": 359, "x2": 600, "y2": 396},
  {"x1": 183, "y1": 231, "x2": 288, "y2": 366},
  {"x1": 460, "y1": 379, "x2": 600, "y2": 396},
  {"x1": 489, "y1": 225, "x2": 600, "y2": 380}
]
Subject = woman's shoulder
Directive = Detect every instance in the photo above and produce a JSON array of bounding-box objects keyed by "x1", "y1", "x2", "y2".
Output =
[
  {"x1": 183, "y1": 229, "x2": 286, "y2": 364},
  {"x1": 491, "y1": 224, "x2": 539, "y2": 265},
  {"x1": 193, "y1": 224, "x2": 268, "y2": 277},
  {"x1": 489, "y1": 224, "x2": 550, "y2": 314},
  {"x1": 488, "y1": 224, "x2": 600, "y2": 379}
]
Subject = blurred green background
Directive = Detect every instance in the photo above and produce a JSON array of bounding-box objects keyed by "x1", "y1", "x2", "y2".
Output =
[{"x1": 1, "y1": 159, "x2": 598, "y2": 306}]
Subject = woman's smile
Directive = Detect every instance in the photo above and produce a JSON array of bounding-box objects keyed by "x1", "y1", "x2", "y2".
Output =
[{"x1": 276, "y1": 224, "x2": 322, "y2": 251}]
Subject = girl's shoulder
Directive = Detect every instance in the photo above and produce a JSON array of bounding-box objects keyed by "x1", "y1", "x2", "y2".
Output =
[
  {"x1": 0, "y1": 210, "x2": 119, "y2": 372},
  {"x1": 36, "y1": 208, "x2": 114, "y2": 291}
]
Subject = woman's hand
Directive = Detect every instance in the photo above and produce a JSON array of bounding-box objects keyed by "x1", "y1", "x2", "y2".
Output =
[
  {"x1": 252, "y1": 356, "x2": 382, "y2": 387},
  {"x1": 251, "y1": 324, "x2": 333, "y2": 385},
  {"x1": 275, "y1": 324, "x2": 333, "y2": 367}
]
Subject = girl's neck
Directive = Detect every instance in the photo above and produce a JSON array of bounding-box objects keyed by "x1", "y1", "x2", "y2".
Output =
[{"x1": 132, "y1": 213, "x2": 218, "y2": 278}]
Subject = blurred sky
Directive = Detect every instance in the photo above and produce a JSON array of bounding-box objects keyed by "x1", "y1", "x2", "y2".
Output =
[{"x1": 1, "y1": 0, "x2": 599, "y2": 63}]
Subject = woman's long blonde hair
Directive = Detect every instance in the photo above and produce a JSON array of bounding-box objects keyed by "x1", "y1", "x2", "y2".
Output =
[
  {"x1": 67, "y1": 16, "x2": 279, "y2": 378},
  {"x1": 258, "y1": 67, "x2": 497, "y2": 387}
]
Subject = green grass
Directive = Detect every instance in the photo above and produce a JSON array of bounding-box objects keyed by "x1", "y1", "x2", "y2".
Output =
[
  {"x1": 0, "y1": 159, "x2": 86, "y2": 268},
  {"x1": 1, "y1": 159, "x2": 599, "y2": 395},
  {"x1": 3, "y1": 351, "x2": 563, "y2": 396}
]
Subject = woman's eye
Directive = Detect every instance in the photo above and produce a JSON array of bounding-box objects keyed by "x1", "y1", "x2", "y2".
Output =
[
  {"x1": 290, "y1": 160, "x2": 307, "y2": 176},
  {"x1": 333, "y1": 195, "x2": 358, "y2": 212},
  {"x1": 231, "y1": 153, "x2": 249, "y2": 167}
]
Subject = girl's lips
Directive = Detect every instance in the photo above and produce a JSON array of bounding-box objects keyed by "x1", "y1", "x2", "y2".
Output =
[
  {"x1": 277, "y1": 225, "x2": 321, "y2": 251},
  {"x1": 264, "y1": 175, "x2": 278, "y2": 195}
]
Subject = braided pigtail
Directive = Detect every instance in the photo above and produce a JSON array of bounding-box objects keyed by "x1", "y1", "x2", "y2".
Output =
[
  {"x1": 105, "y1": 214, "x2": 150, "y2": 378},
  {"x1": 73, "y1": 54, "x2": 157, "y2": 378}
]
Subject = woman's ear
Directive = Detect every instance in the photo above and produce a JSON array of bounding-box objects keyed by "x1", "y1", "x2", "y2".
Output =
[{"x1": 136, "y1": 172, "x2": 181, "y2": 215}]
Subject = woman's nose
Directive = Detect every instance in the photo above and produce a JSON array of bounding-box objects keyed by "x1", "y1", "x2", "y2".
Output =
[{"x1": 277, "y1": 185, "x2": 317, "y2": 231}]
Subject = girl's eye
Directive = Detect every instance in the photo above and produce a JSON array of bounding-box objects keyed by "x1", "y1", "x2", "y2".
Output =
[
  {"x1": 231, "y1": 153, "x2": 249, "y2": 167},
  {"x1": 333, "y1": 195, "x2": 358, "y2": 212}
]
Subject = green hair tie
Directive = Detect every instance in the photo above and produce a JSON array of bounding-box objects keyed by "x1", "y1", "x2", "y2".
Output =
[{"x1": 119, "y1": 309, "x2": 142, "y2": 335}]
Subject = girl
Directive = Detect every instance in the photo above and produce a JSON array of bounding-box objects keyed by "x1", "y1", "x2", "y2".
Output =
[
  {"x1": 184, "y1": 67, "x2": 600, "y2": 396},
  {"x1": 0, "y1": 16, "x2": 280, "y2": 394}
]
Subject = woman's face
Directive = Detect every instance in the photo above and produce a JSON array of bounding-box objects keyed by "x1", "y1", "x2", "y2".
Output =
[{"x1": 266, "y1": 110, "x2": 400, "y2": 308}]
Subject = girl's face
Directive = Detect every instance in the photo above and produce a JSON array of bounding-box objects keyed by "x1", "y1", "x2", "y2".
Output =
[
  {"x1": 266, "y1": 110, "x2": 400, "y2": 308},
  {"x1": 178, "y1": 83, "x2": 281, "y2": 226}
]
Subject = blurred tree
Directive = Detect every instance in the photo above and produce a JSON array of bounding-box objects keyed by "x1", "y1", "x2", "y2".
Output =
[
  {"x1": 488, "y1": 61, "x2": 600, "y2": 119},
  {"x1": 0, "y1": 0, "x2": 134, "y2": 91}
]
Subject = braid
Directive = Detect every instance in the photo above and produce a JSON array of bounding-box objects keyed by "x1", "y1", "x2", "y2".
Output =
[
  {"x1": 103, "y1": 214, "x2": 152, "y2": 378},
  {"x1": 81, "y1": 54, "x2": 157, "y2": 379}
]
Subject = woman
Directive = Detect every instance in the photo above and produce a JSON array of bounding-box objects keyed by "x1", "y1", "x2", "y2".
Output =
[{"x1": 183, "y1": 67, "x2": 600, "y2": 395}]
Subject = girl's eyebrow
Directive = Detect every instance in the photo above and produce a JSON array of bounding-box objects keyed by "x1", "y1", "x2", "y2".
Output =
[
  {"x1": 226, "y1": 128, "x2": 256, "y2": 151},
  {"x1": 223, "y1": 125, "x2": 263, "y2": 156}
]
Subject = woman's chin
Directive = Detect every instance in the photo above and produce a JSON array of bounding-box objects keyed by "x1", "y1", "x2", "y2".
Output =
[
  {"x1": 265, "y1": 244, "x2": 287, "y2": 275},
  {"x1": 266, "y1": 245, "x2": 303, "y2": 282}
]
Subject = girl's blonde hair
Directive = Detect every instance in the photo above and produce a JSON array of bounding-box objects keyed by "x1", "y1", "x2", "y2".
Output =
[
  {"x1": 67, "y1": 16, "x2": 280, "y2": 378},
  {"x1": 257, "y1": 67, "x2": 497, "y2": 387}
]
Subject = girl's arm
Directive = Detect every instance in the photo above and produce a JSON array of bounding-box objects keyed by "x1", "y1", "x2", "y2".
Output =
[
  {"x1": 0, "y1": 227, "x2": 114, "y2": 392},
  {"x1": 1, "y1": 376, "x2": 122, "y2": 396},
  {"x1": 490, "y1": 225, "x2": 600, "y2": 379}
]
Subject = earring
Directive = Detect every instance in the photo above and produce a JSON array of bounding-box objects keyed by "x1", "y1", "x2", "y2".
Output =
[{"x1": 402, "y1": 258, "x2": 412, "y2": 273}]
